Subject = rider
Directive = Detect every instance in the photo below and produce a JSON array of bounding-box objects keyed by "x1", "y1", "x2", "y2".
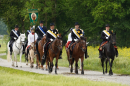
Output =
[
  {"x1": 66, "y1": 28, "x2": 73, "y2": 48},
  {"x1": 35, "y1": 21, "x2": 47, "y2": 54},
  {"x1": 99, "y1": 24, "x2": 118, "y2": 58},
  {"x1": 69, "y1": 22, "x2": 83, "y2": 59},
  {"x1": 9, "y1": 25, "x2": 20, "y2": 55},
  {"x1": 42, "y1": 23, "x2": 62, "y2": 60},
  {"x1": 26, "y1": 27, "x2": 38, "y2": 57},
  {"x1": 24, "y1": 26, "x2": 31, "y2": 52}
]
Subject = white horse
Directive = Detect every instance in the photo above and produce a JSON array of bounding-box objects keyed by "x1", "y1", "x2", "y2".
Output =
[{"x1": 7, "y1": 33, "x2": 26, "y2": 67}]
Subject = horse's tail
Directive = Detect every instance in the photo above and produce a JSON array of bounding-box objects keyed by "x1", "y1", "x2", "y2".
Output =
[
  {"x1": 36, "y1": 41, "x2": 41, "y2": 62},
  {"x1": 7, "y1": 42, "x2": 11, "y2": 62},
  {"x1": 41, "y1": 56, "x2": 46, "y2": 65}
]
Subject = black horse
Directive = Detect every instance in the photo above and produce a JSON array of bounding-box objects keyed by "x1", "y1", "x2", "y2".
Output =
[{"x1": 101, "y1": 32, "x2": 117, "y2": 75}]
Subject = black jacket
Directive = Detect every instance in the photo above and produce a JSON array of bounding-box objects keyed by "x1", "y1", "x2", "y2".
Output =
[
  {"x1": 101, "y1": 30, "x2": 113, "y2": 41},
  {"x1": 71, "y1": 28, "x2": 83, "y2": 41},
  {"x1": 35, "y1": 26, "x2": 47, "y2": 38},
  {"x1": 26, "y1": 30, "x2": 31, "y2": 38},
  {"x1": 46, "y1": 29, "x2": 59, "y2": 42},
  {"x1": 10, "y1": 29, "x2": 20, "y2": 41}
]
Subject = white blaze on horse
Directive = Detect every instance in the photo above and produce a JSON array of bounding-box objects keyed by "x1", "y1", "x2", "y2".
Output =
[{"x1": 7, "y1": 33, "x2": 26, "y2": 67}]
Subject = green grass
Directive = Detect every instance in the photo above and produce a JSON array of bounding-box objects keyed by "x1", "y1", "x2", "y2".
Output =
[
  {"x1": 1, "y1": 45, "x2": 130, "y2": 75},
  {"x1": 0, "y1": 66, "x2": 126, "y2": 86}
]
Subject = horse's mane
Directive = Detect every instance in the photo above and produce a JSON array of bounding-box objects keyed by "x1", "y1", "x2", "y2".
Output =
[{"x1": 80, "y1": 36, "x2": 86, "y2": 41}]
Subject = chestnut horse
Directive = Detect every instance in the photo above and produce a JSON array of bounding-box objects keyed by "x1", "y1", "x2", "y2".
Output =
[
  {"x1": 36, "y1": 36, "x2": 46, "y2": 69},
  {"x1": 42, "y1": 34, "x2": 62, "y2": 74},
  {"x1": 69, "y1": 37, "x2": 87, "y2": 74}
]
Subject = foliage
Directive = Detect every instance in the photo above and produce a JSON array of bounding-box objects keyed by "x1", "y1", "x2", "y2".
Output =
[{"x1": 0, "y1": 0, "x2": 130, "y2": 47}]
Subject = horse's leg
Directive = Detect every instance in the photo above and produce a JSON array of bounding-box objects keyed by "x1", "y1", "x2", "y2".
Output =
[
  {"x1": 109, "y1": 58, "x2": 114, "y2": 75},
  {"x1": 105, "y1": 58, "x2": 108, "y2": 73},
  {"x1": 10, "y1": 54, "x2": 14, "y2": 67},
  {"x1": 46, "y1": 59, "x2": 48, "y2": 71},
  {"x1": 101, "y1": 58, "x2": 105, "y2": 74},
  {"x1": 49, "y1": 57, "x2": 53, "y2": 73},
  {"x1": 79, "y1": 58, "x2": 81, "y2": 70},
  {"x1": 70, "y1": 58, "x2": 74, "y2": 73},
  {"x1": 19, "y1": 51, "x2": 22, "y2": 68},
  {"x1": 75, "y1": 60, "x2": 78, "y2": 74},
  {"x1": 14, "y1": 53, "x2": 18, "y2": 67},
  {"x1": 36, "y1": 55, "x2": 38, "y2": 69},
  {"x1": 81, "y1": 57, "x2": 84, "y2": 75},
  {"x1": 55, "y1": 56, "x2": 59, "y2": 74}
]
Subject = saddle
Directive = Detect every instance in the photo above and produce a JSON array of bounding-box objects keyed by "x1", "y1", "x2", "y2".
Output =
[
  {"x1": 70, "y1": 42, "x2": 76, "y2": 51},
  {"x1": 99, "y1": 41, "x2": 108, "y2": 51}
]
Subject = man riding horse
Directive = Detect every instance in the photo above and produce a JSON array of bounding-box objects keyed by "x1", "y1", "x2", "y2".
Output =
[
  {"x1": 9, "y1": 25, "x2": 21, "y2": 55},
  {"x1": 42, "y1": 23, "x2": 62, "y2": 60},
  {"x1": 69, "y1": 22, "x2": 88, "y2": 59},
  {"x1": 99, "y1": 24, "x2": 118, "y2": 58},
  {"x1": 35, "y1": 21, "x2": 47, "y2": 54}
]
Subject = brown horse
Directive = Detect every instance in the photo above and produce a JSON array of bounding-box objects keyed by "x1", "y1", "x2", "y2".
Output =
[
  {"x1": 68, "y1": 37, "x2": 87, "y2": 74},
  {"x1": 42, "y1": 34, "x2": 62, "y2": 74},
  {"x1": 36, "y1": 36, "x2": 46, "y2": 69}
]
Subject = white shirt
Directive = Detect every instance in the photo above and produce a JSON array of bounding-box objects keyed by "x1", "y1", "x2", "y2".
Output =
[
  {"x1": 28, "y1": 33, "x2": 38, "y2": 46},
  {"x1": 67, "y1": 33, "x2": 72, "y2": 42}
]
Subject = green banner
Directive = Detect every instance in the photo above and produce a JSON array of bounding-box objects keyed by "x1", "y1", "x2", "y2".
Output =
[{"x1": 28, "y1": 9, "x2": 38, "y2": 25}]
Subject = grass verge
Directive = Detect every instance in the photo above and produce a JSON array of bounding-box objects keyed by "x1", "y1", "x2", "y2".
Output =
[{"x1": 0, "y1": 66, "x2": 126, "y2": 86}]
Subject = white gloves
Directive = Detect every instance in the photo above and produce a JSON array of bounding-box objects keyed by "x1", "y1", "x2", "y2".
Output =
[
  {"x1": 106, "y1": 37, "x2": 109, "y2": 39},
  {"x1": 74, "y1": 39, "x2": 78, "y2": 41},
  {"x1": 50, "y1": 39, "x2": 53, "y2": 41},
  {"x1": 14, "y1": 37, "x2": 17, "y2": 40}
]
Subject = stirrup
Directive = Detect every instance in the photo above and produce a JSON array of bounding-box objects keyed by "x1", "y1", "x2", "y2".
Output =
[
  {"x1": 69, "y1": 55, "x2": 72, "y2": 59},
  {"x1": 42, "y1": 55, "x2": 45, "y2": 59}
]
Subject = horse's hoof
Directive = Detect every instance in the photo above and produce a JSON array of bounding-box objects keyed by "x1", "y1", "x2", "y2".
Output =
[
  {"x1": 57, "y1": 68, "x2": 59, "y2": 70},
  {"x1": 26, "y1": 64, "x2": 28, "y2": 65},
  {"x1": 41, "y1": 68, "x2": 44, "y2": 70},
  {"x1": 46, "y1": 69, "x2": 48, "y2": 71},
  {"x1": 81, "y1": 71, "x2": 84, "y2": 75},
  {"x1": 75, "y1": 71, "x2": 78, "y2": 74},
  {"x1": 12, "y1": 64, "x2": 14, "y2": 67},
  {"x1": 105, "y1": 71, "x2": 107, "y2": 74},
  {"x1": 16, "y1": 66, "x2": 18, "y2": 67},
  {"x1": 20, "y1": 66, "x2": 22, "y2": 68},
  {"x1": 55, "y1": 72, "x2": 57, "y2": 74},
  {"x1": 109, "y1": 71, "x2": 113, "y2": 75}
]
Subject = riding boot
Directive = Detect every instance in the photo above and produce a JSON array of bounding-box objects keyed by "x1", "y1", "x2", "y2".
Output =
[
  {"x1": 99, "y1": 50, "x2": 102, "y2": 58},
  {"x1": 42, "y1": 45, "x2": 47, "y2": 60},
  {"x1": 69, "y1": 50, "x2": 72, "y2": 59},
  {"x1": 10, "y1": 46, "x2": 12, "y2": 55},
  {"x1": 59, "y1": 51, "x2": 62, "y2": 59},
  {"x1": 27, "y1": 47, "x2": 29, "y2": 58},
  {"x1": 22, "y1": 45, "x2": 25, "y2": 54},
  {"x1": 36, "y1": 40, "x2": 39, "y2": 54},
  {"x1": 115, "y1": 48, "x2": 118, "y2": 57}
]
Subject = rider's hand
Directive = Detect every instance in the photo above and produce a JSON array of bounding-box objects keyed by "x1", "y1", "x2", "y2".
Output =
[
  {"x1": 106, "y1": 37, "x2": 109, "y2": 39},
  {"x1": 50, "y1": 39, "x2": 53, "y2": 41},
  {"x1": 14, "y1": 37, "x2": 17, "y2": 40},
  {"x1": 74, "y1": 39, "x2": 78, "y2": 41}
]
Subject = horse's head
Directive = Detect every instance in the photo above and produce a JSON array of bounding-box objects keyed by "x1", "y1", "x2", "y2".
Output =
[
  {"x1": 109, "y1": 32, "x2": 116, "y2": 45},
  {"x1": 55, "y1": 34, "x2": 63, "y2": 51},
  {"x1": 19, "y1": 33, "x2": 26, "y2": 44},
  {"x1": 78, "y1": 36, "x2": 87, "y2": 52}
]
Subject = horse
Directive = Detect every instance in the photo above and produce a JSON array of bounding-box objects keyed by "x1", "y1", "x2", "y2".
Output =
[
  {"x1": 28, "y1": 42, "x2": 36, "y2": 68},
  {"x1": 42, "y1": 34, "x2": 63, "y2": 74},
  {"x1": 7, "y1": 33, "x2": 26, "y2": 67},
  {"x1": 36, "y1": 36, "x2": 46, "y2": 69},
  {"x1": 101, "y1": 32, "x2": 117, "y2": 75},
  {"x1": 68, "y1": 37, "x2": 87, "y2": 74}
]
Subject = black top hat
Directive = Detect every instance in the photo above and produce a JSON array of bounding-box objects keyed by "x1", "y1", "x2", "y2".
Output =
[
  {"x1": 105, "y1": 24, "x2": 110, "y2": 27},
  {"x1": 75, "y1": 22, "x2": 79, "y2": 25},
  {"x1": 40, "y1": 21, "x2": 44, "y2": 23},
  {"x1": 50, "y1": 23, "x2": 55, "y2": 26},
  {"x1": 15, "y1": 25, "x2": 19, "y2": 28}
]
